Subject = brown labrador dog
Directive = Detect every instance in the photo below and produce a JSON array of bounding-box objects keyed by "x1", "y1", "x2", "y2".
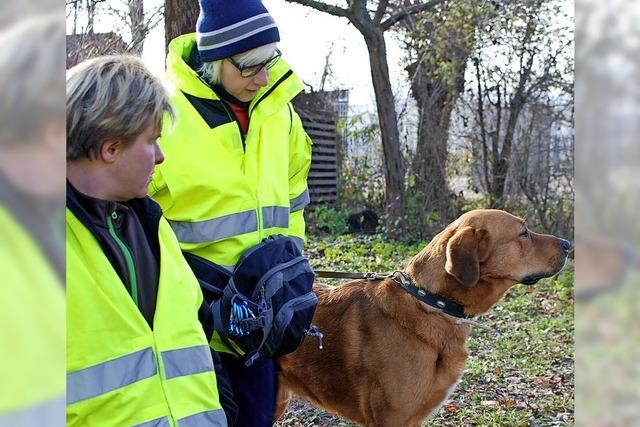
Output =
[{"x1": 277, "y1": 209, "x2": 570, "y2": 427}]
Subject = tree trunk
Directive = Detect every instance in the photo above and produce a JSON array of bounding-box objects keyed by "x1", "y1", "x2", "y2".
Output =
[
  {"x1": 363, "y1": 30, "x2": 405, "y2": 230},
  {"x1": 164, "y1": 0, "x2": 199, "y2": 49},
  {"x1": 87, "y1": 0, "x2": 96, "y2": 34},
  {"x1": 407, "y1": 57, "x2": 466, "y2": 226}
]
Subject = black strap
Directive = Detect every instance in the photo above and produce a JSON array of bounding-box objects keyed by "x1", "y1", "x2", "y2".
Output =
[
  {"x1": 389, "y1": 271, "x2": 470, "y2": 319},
  {"x1": 314, "y1": 270, "x2": 385, "y2": 280},
  {"x1": 313, "y1": 269, "x2": 471, "y2": 319},
  {"x1": 198, "y1": 301, "x2": 214, "y2": 341}
]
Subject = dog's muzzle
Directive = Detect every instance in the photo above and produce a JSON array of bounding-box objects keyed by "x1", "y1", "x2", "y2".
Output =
[{"x1": 520, "y1": 275, "x2": 545, "y2": 285}]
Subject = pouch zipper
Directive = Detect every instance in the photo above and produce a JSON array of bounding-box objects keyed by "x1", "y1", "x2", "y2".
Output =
[{"x1": 251, "y1": 256, "x2": 307, "y2": 300}]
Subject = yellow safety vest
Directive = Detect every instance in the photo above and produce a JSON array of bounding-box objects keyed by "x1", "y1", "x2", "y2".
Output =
[
  {"x1": 150, "y1": 34, "x2": 312, "y2": 272},
  {"x1": 66, "y1": 209, "x2": 226, "y2": 427},
  {"x1": 0, "y1": 206, "x2": 65, "y2": 425}
]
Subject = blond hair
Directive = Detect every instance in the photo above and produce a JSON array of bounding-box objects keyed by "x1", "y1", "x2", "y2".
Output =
[{"x1": 66, "y1": 55, "x2": 174, "y2": 160}]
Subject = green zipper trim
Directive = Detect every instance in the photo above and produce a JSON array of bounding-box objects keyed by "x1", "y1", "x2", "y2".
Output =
[{"x1": 107, "y1": 211, "x2": 139, "y2": 308}]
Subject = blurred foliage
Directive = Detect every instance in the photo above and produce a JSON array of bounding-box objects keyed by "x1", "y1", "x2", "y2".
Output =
[{"x1": 575, "y1": 271, "x2": 640, "y2": 426}]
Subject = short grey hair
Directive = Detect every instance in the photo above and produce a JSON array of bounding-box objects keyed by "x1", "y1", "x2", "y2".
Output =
[
  {"x1": 199, "y1": 42, "x2": 278, "y2": 86},
  {"x1": 66, "y1": 55, "x2": 174, "y2": 160}
]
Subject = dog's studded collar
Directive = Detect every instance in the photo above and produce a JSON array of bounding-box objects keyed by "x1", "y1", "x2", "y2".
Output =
[
  {"x1": 390, "y1": 272, "x2": 497, "y2": 332},
  {"x1": 387, "y1": 271, "x2": 472, "y2": 319}
]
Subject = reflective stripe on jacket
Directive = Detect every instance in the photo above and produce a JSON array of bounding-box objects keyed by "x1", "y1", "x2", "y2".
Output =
[
  {"x1": 66, "y1": 209, "x2": 226, "y2": 427},
  {"x1": 149, "y1": 33, "x2": 312, "y2": 271}
]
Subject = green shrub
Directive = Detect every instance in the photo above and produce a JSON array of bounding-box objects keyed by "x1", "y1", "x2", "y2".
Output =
[{"x1": 306, "y1": 205, "x2": 348, "y2": 235}]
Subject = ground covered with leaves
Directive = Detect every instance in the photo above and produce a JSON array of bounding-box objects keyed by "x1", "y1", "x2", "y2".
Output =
[{"x1": 275, "y1": 233, "x2": 574, "y2": 427}]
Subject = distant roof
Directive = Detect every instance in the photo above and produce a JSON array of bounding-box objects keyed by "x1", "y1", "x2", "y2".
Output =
[{"x1": 66, "y1": 32, "x2": 129, "y2": 69}]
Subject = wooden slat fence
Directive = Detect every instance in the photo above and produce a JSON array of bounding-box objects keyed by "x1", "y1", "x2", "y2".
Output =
[{"x1": 296, "y1": 108, "x2": 340, "y2": 207}]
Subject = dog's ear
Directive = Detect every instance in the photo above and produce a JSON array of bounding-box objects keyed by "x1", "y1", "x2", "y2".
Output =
[{"x1": 445, "y1": 226, "x2": 491, "y2": 288}]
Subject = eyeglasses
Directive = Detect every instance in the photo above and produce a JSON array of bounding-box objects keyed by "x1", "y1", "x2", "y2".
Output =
[{"x1": 227, "y1": 49, "x2": 282, "y2": 78}]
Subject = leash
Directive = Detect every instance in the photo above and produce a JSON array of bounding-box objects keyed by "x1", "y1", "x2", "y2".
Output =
[
  {"x1": 315, "y1": 270, "x2": 390, "y2": 281},
  {"x1": 314, "y1": 270, "x2": 496, "y2": 333}
]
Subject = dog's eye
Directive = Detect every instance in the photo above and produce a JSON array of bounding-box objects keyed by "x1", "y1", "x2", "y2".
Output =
[{"x1": 519, "y1": 229, "x2": 529, "y2": 238}]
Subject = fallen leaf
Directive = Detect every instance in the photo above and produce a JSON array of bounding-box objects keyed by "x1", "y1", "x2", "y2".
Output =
[
  {"x1": 445, "y1": 402, "x2": 462, "y2": 413},
  {"x1": 499, "y1": 398, "x2": 517, "y2": 408}
]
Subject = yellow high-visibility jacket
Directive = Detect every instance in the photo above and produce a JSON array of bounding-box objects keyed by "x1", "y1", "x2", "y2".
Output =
[
  {"x1": 66, "y1": 208, "x2": 226, "y2": 427},
  {"x1": 150, "y1": 34, "x2": 312, "y2": 273},
  {"x1": 0, "y1": 206, "x2": 64, "y2": 425}
]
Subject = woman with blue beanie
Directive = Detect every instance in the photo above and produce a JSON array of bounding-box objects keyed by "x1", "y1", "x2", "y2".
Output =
[{"x1": 150, "y1": 1, "x2": 313, "y2": 425}]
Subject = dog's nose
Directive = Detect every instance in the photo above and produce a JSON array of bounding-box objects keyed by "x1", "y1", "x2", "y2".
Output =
[{"x1": 561, "y1": 239, "x2": 571, "y2": 252}]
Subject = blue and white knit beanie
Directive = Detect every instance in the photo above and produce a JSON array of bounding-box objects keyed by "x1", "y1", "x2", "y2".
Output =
[{"x1": 196, "y1": 0, "x2": 280, "y2": 63}]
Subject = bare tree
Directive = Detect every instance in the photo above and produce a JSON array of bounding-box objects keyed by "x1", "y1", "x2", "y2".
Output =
[
  {"x1": 106, "y1": 0, "x2": 164, "y2": 53},
  {"x1": 66, "y1": 0, "x2": 163, "y2": 57},
  {"x1": 66, "y1": 0, "x2": 80, "y2": 34},
  {"x1": 515, "y1": 101, "x2": 574, "y2": 236},
  {"x1": 285, "y1": 0, "x2": 447, "y2": 231},
  {"x1": 86, "y1": 0, "x2": 105, "y2": 34},
  {"x1": 318, "y1": 43, "x2": 335, "y2": 92},
  {"x1": 465, "y1": 0, "x2": 573, "y2": 209}
]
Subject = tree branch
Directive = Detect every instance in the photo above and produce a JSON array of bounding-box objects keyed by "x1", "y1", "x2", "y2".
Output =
[
  {"x1": 285, "y1": 0, "x2": 350, "y2": 18},
  {"x1": 373, "y1": 0, "x2": 389, "y2": 24},
  {"x1": 380, "y1": 0, "x2": 447, "y2": 32}
]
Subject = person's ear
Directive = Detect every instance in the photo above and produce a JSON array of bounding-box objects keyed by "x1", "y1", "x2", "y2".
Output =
[{"x1": 100, "y1": 139, "x2": 123, "y2": 163}]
